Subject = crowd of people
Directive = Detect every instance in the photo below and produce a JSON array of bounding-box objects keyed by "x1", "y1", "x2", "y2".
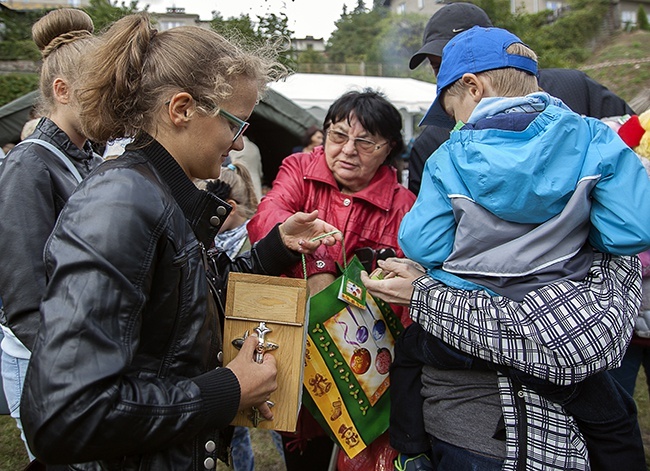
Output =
[{"x1": 0, "y1": 4, "x2": 649, "y2": 471}]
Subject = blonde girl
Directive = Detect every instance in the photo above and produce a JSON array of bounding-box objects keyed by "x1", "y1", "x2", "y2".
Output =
[
  {"x1": 0, "y1": 9, "x2": 101, "y2": 463},
  {"x1": 20, "y1": 13, "x2": 339, "y2": 470}
]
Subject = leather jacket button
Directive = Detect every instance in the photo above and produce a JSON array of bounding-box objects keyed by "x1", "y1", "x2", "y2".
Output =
[
  {"x1": 210, "y1": 216, "x2": 221, "y2": 227},
  {"x1": 217, "y1": 351, "x2": 223, "y2": 363},
  {"x1": 204, "y1": 457, "x2": 215, "y2": 469},
  {"x1": 205, "y1": 440, "x2": 216, "y2": 453},
  {"x1": 217, "y1": 206, "x2": 228, "y2": 216},
  {"x1": 343, "y1": 198, "x2": 351, "y2": 207}
]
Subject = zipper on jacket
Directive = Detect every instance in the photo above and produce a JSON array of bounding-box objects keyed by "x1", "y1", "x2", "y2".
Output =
[
  {"x1": 201, "y1": 242, "x2": 226, "y2": 316},
  {"x1": 200, "y1": 241, "x2": 226, "y2": 368},
  {"x1": 512, "y1": 379, "x2": 528, "y2": 471}
]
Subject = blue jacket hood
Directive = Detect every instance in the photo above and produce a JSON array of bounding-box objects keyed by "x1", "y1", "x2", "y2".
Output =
[{"x1": 443, "y1": 101, "x2": 610, "y2": 224}]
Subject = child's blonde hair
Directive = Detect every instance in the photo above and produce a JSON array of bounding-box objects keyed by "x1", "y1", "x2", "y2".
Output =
[
  {"x1": 219, "y1": 162, "x2": 259, "y2": 220},
  {"x1": 445, "y1": 43, "x2": 539, "y2": 101}
]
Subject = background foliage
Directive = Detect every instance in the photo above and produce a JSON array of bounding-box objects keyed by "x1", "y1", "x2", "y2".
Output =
[
  {"x1": 639, "y1": 5, "x2": 650, "y2": 31},
  {"x1": 211, "y1": 11, "x2": 295, "y2": 69},
  {"x1": 0, "y1": 39, "x2": 39, "y2": 61},
  {"x1": 0, "y1": 73, "x2": 39, "y2": 105},
  {"x1": 0, "y1": 0, "x2": 648, "y2": 105},
  {"x1": 82, "y1": 0, "x2": 140, "y2": 32}
]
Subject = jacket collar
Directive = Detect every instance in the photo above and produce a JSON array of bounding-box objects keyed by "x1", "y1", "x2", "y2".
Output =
[
  {"x1": 303, "y1": 146, "x2": 399, "y2": 212},
  {"x1": 34, "y1": 117, "x2": 96, "y2": 161},
  {"x1": 467, "y1": 92, "x2": 570, "y2": 124},
  {"x1": 140, "y1": 137, "x2": 232, "y2": 247}
]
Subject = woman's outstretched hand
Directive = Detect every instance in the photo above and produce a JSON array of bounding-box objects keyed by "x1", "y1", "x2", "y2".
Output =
[
  {"x1": 360, "y1": 258, "x2": 425, "y2": 306},
  {"x1": 279, "y1": 210, "x2": 342, "y2": 254}
]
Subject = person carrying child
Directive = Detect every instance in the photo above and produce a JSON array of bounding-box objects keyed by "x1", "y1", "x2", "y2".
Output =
[{"x1": 376, "y1": 26, "x2": 650, "y2": 471}]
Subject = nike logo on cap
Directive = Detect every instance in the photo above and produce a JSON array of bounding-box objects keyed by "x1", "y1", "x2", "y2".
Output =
[{"x1": 452, "y1": 28, "x2": 465, "y2": 33}]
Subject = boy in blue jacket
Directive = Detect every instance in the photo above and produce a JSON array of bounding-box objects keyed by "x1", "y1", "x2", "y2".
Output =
[{"x1": 391, "y1": 26, "x2": 650, "y2": 471}]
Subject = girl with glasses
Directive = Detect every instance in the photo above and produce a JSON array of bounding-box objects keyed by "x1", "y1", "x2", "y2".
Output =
[{"x1": 20, "y1": 13, "x2": 340, "y2": 470}]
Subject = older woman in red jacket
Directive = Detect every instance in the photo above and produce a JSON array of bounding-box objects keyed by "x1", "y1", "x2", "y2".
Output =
[{"x1": 247, "y1": 88, "x2": 416, "y2": 471}]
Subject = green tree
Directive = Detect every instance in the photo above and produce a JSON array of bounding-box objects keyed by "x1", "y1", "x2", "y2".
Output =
[
  {"x1": 0, "y1": 7, "x2": 45, "y2": 42},
  {"x1": 211, "y1": 12, "x2": 258, "y2": 44},
  {"x1": 84, "y1": 0, "x2": 142, "y2": 32},
  {"x1": 327, "y1": 0, "x2": 386, "y2": 63},
  {"x1": 296, "y1": 45, "x2": 325, "y2": 73},
  {"x1": 297, "y1": 46, "x2": 324, "y2": 65},
  {"x1": 510, "y1": 0, "x2": 610, "y2": 67},
  {"x1": 0, "y1": 8, "x2": 44, "y2": 59},
  {"x1": 474, "y1": 0, "x2": 514, "y2": 27},
  {"x1": 257, "y1": 12, "x2": 294, "y2": 41},
  {"x1": 0, "y1": 73, "x2": 39, "y2": 107},
  {"x1": 638, "y1": 5, "x2": 650, "y2": 31},
  {"x1": 210, "y1": 11, "x2": 295, "y2": 69}
]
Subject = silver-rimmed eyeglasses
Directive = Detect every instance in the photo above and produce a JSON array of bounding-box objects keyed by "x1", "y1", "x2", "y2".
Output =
[{"x1": 327, "y1": 129, "x2": 388, "y2": 153}]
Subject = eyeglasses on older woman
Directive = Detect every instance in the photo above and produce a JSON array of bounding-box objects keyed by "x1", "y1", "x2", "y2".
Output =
[{"x1": 326, "y1": 129, "x2": 388, "y2": 154}]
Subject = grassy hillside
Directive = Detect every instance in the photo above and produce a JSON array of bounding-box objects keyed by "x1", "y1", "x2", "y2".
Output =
[{"x1": 581, "y1": 29, "x2": 650, "y2": 109}]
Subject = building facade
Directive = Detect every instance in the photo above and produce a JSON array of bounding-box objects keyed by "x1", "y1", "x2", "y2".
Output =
[
  {"x1": 1, "y1": 0, "x2": 89, "y2": 9},
  {"x1": 382, "y1": 0, "x2": 649, "y2": 28},
  {"x1": 291, "y1": 36, "x2": 326, "y2": 53},
  {"x1": 154, "y1": 6, "x2": 211, "y2": 31}
]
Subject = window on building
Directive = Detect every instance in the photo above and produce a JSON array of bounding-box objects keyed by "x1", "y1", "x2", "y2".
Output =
[
  {"x1": 418, "y1": 0, "x2": 424, "y2": 9},
  {"x1": 397, "y1": 2, "x2": 406, "y2": 14},
  {"x1": 160, "y1": 21, "x2": 184, "y2": 31},
  {"x1": 621, "y1": 10, "x2": 636, "y2": 25},
  {"x1": 545, "y1": 1, "x2": 563, "y2": 11}
]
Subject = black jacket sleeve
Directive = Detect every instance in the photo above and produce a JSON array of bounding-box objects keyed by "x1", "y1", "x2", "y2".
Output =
[
  {"x1": 407, "y1": 125, "x2": 451, "y2": 196},
  {"x1": 22, "y1": 170, "x2": 238, "y2": 463},
  {"x1": 538, "y1": 68, "x2": 635, "y2": 118}
]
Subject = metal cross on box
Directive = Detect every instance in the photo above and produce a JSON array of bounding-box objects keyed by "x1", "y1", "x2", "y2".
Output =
[
  {"x1": 231, "y1": 322, "x2": 280, "y2": 427},
  {"x1": 222, "y1": 272, "x2": 308, "y2": 432}
]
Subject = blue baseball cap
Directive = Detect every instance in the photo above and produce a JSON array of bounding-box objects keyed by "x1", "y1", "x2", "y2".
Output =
[{"x1": 421, "y1": 26, "x2": 538, "y2": 127}]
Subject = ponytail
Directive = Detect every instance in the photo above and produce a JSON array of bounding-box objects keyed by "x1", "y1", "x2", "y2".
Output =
[
  {"x1": 75, "y1": 13, "x2": 288, "y2": 144},
  {"x1": 76, "y1": 14, "x2": 156, "y2": 143}
]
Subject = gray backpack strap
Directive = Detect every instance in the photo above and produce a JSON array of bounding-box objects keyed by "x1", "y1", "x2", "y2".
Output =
[{"x1": 19, "y1": 138, "x2": 84, "y2": 184}]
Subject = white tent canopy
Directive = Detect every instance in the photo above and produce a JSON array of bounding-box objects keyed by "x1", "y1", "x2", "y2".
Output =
[{"x1": 269, "y1": 73, "x2": 438, "y2": 143}]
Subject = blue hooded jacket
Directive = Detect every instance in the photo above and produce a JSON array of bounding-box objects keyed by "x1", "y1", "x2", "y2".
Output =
[{"x1": 399, "y1": 93, "x2": 650, "y2": 300}]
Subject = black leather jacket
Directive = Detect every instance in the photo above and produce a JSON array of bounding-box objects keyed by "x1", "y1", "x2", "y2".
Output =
[
  {"x1": 0, "y1": 117, "x2": 103, "y2": 350},
  {"x1": 21, "y1": 138, "x2": 300, "y2": 470}
]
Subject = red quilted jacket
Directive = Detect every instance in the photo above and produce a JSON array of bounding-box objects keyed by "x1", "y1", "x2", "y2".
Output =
[{"x1": 248, "y1": 146, "x2": 416, "y2": 325}]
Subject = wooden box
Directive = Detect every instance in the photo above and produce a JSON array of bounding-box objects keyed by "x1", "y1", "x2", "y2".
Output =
[{"x1": 222, "y1": 272, "x2": 308, "y2": 432}]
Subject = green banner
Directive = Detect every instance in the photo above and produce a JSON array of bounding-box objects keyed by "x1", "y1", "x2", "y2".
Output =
[{"x1": 303, "y1": 256, "x2": 404, "y2": 458}]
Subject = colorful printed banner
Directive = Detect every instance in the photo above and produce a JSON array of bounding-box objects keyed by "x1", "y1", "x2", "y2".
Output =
[{"x1": 303, "y1": 256, "x2": 404, "y2": 458}]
